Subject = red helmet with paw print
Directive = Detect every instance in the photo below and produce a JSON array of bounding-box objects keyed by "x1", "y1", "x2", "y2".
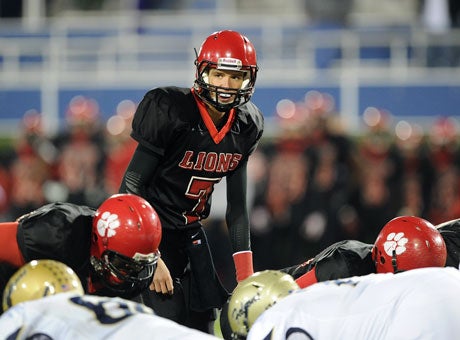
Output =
[
  {"x1": 194, "y1": 30, "x2": 258, "y2": 112},
  {"x1": 372, "y1": 216, "x2": 446, "y2": 273},
  {"x1": 90, "y1": 194, "x2": 162, "y2": 297}
]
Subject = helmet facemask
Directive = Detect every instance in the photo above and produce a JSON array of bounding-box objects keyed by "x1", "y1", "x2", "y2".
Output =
[
  {"x1": 194, "y1": 60, "x2": 257, "y2": 112},
  {"x1": 90, "y1": 249, "x2": 159, "y2": 298}
]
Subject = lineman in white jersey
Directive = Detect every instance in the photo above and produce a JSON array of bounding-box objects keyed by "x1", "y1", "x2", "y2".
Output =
[
  {"x1": 248, "y1": 267, "x2": 460, "y2": 340},
  {"x1": 0, "y1": 293, "x2": 219, "y2": 339},
  {"x1": 0, "y1": 260, "x2": 218, "y2": 340}
]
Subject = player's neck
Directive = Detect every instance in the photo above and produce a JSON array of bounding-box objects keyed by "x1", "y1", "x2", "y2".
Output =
[{"x1": 206, "y1": 105, "x2": 226, "y2": 125}]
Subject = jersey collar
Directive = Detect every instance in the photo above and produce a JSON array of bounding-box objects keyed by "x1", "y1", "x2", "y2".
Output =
[{"x1": 191, "y1": 88, "x2": 235, "y2": 144}]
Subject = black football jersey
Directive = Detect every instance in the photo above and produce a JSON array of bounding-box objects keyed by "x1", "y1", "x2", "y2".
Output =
[
  {"x1": 16, "y1": 202, "x2": 94, "y2": 286},
  {"x1": 130, "y1": 86, "x2": 264, "y2": 230},
  {"x1": 438, "y1": 218, "x2": 460, "y2": 268},
  {"x1": 281, "y1": 240, "x2": 375, "y2": 281},
  {"x1": 283, "y1": 221, "x2": 460, "y2": 283}
]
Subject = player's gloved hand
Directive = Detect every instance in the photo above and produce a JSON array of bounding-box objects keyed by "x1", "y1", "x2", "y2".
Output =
[
  {"x1": 233, "y1": 250, "x2": 254, "y2": 282},
  {"x1": 150, "y1": 258, "x2": 174, "y2": 295}
]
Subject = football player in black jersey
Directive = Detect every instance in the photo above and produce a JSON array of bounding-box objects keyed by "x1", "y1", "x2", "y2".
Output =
[
  {"x1": 284, "y1": 215, "x2": 460, "y2": 288},
  {"x1": 118, "y1": 30, "x2": 264, "y2": 332},
  {"x1": 0, "y1": 193, "x2": 162, "y2": 313}
]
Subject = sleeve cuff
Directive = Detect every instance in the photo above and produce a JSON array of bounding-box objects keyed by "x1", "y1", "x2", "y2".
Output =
[
  {"x1": 295, "y1": 266, "x2": 318, "y2": 288},
  {"x1": 233, "y1": 250, "x2": 254, "y2": 282}
]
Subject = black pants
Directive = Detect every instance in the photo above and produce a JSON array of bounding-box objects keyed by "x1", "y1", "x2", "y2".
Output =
[{"x1": 143, "y1": 227, "x2": 229, "y2": 332}]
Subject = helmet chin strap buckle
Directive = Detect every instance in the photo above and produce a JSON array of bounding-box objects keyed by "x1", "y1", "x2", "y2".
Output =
[{"x1": 391, "y1": 250, "x2": 400, "y2": 273}]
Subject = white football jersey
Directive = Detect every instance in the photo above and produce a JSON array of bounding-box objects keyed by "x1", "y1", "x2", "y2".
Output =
[
  {"x1": 0, "y1": 293, "x2": 218, "y2": 340},
  {"x1": 248, "y1": 267, "x2": 460, "y2": 340}
]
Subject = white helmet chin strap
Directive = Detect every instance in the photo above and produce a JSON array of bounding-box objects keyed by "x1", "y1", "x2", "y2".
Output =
[
  {"x1": 202, "y1": 71, "x2": 209, "y2": 84},
  {"x1": 241, "y1": 77, "x2": 250, "y2": 89}
]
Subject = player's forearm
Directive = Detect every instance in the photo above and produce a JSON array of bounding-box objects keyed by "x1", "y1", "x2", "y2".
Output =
[
  {"x1": 226, "y1": 162, "x2": 254, "y2": 282},
  {"x1": 226, "y1": 162, "x2": 250, "y2": 251},
  {"x1": 227, "y1": 213, "x2": 253, "y2": 282},
  {"x1": 226, "y1": 213, "x2": 250, "y2": 252}
]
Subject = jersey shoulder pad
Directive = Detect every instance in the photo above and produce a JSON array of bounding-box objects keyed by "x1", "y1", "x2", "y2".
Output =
[
  {"x1": 17, "y1": 202, "x2": 95, "y2": 270},
  {"x1": 437, "y1": 218, "x2": 460, "y2": 232},
  {"x1": 238, "y1": 101, "x2": 264, "y2": 135},
  {"x1": 438, "y1": 219, "x2": 460, "y2": 268},
  {"x1": 131, "y1": 87, "x2": 195, "y2": 152},
  {"x1": 280, "y1": 260, "x2": 314, "y2": 279},
  {"x1": 314, "y1": 240, "x2": 374, "y2": 281}
]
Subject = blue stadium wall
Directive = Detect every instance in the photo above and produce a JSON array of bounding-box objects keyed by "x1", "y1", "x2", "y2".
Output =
[{"x1": 1, "y1": 85, "x2": 460, "y2": 127}]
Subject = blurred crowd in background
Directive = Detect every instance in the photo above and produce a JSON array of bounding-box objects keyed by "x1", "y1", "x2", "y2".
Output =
[
  {"x1": 248, "y1": 92, "x2": 460, "y2": 268},
  {"x1": 0, "y1": 96, "x2": 137, "y2": 219},
  {"x1": 1, "y1": 92, "x2": 459, "y2": 291}
]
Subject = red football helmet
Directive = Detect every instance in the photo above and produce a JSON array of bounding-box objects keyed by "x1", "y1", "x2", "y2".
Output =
[
  {"x1": 194, "y1": 30, "x2": 258, "y2": 112},
  {"x1": 90, "y1": 194, "x2": 162, "y2": 297},
  {"x1": 372, "y1": 216, "x2": 446, "y2": 273}
]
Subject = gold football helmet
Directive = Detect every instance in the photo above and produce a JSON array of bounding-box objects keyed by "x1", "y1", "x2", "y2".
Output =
[
  {"x1": 228, "y1": 270, "x2": 299, "y2": 338},
  {"x1": 3, "y1": 259, "x2": 84, "y2": 311}
]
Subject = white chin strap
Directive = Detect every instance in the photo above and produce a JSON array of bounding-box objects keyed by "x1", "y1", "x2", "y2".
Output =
[{"x1": 202, "y1": 71, "x2": 209, "y2": 84}]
